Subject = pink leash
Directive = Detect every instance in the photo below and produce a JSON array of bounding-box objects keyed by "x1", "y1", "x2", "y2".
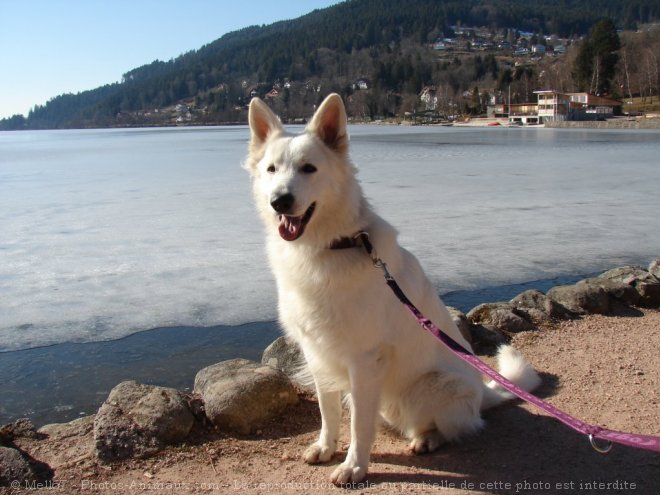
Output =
[{"x1": 354, "y1": 232, "x2": 660, "y2": 454}]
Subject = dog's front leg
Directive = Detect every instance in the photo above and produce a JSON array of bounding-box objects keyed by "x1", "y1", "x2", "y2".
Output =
[
  {"x1": 303, "y1": 388, "x2": 341, "y2": 464},
  {"x1": 330, "y1": 354, "x2": 383, "y2": 486}
]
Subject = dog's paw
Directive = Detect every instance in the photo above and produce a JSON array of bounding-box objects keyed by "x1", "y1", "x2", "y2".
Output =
[
  {"x1": 409, "y1": 430, "x2": 445, "y2": 455},
  {"x1": 330, "y1": 462, "x2": 367, "y2": 486},
  {"x1": 303, "y1": 443, "x2": 335, "y2": 464}
]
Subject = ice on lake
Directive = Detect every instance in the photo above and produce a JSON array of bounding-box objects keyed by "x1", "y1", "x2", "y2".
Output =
[{"x1": 1, "y1": 126, "x2": 659, "y2": 352}]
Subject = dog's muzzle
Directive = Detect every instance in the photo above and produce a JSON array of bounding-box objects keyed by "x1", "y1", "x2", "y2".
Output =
[{"x1": 273, "y1": 198, "x2": 316, "y2": 242}]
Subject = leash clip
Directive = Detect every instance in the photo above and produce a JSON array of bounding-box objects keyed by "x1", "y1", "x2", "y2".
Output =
[
  {"x1": 589, "y1": 434, "x2": 613, "y2": 454},
  {"x1": 354, "y1": 231, "x2": 393, "y2": 280},
  {"x1": 374, "y1": 258, "x2": 393, "y2": 281}
]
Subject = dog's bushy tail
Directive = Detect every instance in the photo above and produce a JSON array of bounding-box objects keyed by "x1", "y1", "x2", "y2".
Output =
[{"x1": 481, "y1": 345, "x2": 541, "y2": 411}]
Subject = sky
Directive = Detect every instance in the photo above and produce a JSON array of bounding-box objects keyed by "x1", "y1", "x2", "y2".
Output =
[{"x1": 0, "y1": 0, "x2": 342, "y2": 119}]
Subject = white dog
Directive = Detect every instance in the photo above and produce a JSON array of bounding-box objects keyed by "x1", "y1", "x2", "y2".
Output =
[{"x1": 245, "y1": 94, "x2": 540, "y2": 485}]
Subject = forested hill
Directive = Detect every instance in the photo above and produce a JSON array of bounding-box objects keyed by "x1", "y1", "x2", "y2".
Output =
[{"x1": 3, "y1": 0, "x2": 658, "y2": 130}]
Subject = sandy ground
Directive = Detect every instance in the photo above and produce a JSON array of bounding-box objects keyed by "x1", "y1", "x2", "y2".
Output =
[{"x1": 4, "y1": 309, "x2": 659, "y2": 495}]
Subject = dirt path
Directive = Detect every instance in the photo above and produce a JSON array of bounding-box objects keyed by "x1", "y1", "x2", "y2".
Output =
[{"x1": 7, "y1": 310, "x2": 660, "y2": 494}]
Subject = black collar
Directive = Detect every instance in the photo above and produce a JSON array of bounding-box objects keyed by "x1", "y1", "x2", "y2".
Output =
[
  {"x1": 328, "y1": 231, "x2": 373, "y2": 255},
  {"x1": 328, "y1": 236, "x2": 359, "y2": 249}
]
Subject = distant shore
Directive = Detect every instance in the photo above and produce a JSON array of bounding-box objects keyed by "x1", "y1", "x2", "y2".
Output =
[
  {"x1": 448, "y1": 116, "x2": 660, "y2": 129},
  {"x1": 360, "y1": 116, "x2": 660, "y2": 129},
  {"x1": 545, "y1": 117, "x2": 660, "y2": 129},
  {"x1": 5, "y1": 115, "x2": 660, "y2": 131}
]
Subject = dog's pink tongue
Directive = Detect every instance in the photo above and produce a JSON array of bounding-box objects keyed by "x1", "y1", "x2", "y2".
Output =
[{"x1": 279, "y1": 215, "x2": 302, "y2": 241}]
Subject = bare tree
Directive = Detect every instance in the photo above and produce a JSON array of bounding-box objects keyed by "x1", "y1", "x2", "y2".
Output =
[
  {"x1": 347, "y1": 91, "x2": 369, "y2": 120},
  {"x1": 621, "y1": 47, "x2": 634, "y2": 101},
  {"x1": 646, "y1": 48, "x2": 658, "y2": 102}
]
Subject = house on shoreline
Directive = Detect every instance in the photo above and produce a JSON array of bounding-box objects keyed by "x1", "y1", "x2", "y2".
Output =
[
  {"x1": 535, "y1": 90, "x2": 622, "y2": 122},
  {"x1": 535, "y1": 90, "x2": 571, "y2": 122},
  {"x1": 509, "y1": 102, "x2": 541, "y2": 125},
  {"x1": 486, "y1": 90, "x2": 622, "y2": 125}
]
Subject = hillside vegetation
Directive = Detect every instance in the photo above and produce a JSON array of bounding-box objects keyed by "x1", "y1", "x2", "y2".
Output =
[{"x1": 2, "y1": 0, "x2": 659, "y2": 130}]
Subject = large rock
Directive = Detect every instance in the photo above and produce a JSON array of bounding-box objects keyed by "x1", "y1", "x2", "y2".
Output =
[
  {"x1": 580, "y1": 277, "x2": 640, "y2": 307},
  {"x1": 94, "y1": 381, "x2": 195, "y2": 462},
  {"x1": 649, "y1": 258, "x2": 660, "y2": 279},
  {"x1": 0, "y1": 447, "x2": 37, "y2": 487},
  {"x1": 194, "y1": 359, "x2": 298, "y2": 435},
  {"x1": 39, "y1": 416, "x2": 94, "y2": 440},
  {"x1": 599, "y1": 265, "x2": 652, "y2": 284},
  {"x1": 547, "y1": 283, "x2": 610, "y2": 315},
  {"x1": 599, "y1": 265, "x2": 660, "y2": 307},
  {"x1": 446, "y1": 306, "x2": 473, "y2": 343},
  {"x1": 0, "y1": 419, "x2": 53, "y2": 486},
  {"x1": 262, "y1": 337, "x2": 315, "y2": 393},
  {"x1": 262, "y1": 336, "x2": 305, "y2": 378},
  {"x1": 510, "y1": 289, "x2": 574, "y2": 321},
  {"x1": 0, "y1": 418, "x2": 41, "y2": 443},
  {"x1": 466, "y1": 302, "x2": 534, "y2": 333}
]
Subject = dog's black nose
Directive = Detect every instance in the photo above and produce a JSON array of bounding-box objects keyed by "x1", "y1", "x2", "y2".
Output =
[{"x1": 270, "y1": 193, "x2": 295, "y2": 214}]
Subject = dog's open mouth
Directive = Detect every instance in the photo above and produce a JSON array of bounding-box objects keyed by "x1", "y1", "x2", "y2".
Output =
[{"x1": 278, "y1": 203, "x2": 316, "y2": 241}]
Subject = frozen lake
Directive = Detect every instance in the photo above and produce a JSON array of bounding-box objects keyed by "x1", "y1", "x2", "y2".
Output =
[{"x1": 1, "y1": 125, "x2": 660, "y2": 353}]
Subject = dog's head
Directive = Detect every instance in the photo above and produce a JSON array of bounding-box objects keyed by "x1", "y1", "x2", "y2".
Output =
[{"x1": 245, "y1": 93, "x2": 362, "y2": 247}]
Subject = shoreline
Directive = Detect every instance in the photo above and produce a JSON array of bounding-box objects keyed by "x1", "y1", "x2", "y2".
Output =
[
  {"x1": 4, "y1": 116, "x2": 660, "y2": 132},
  {"x1": 0, "y1": 262, "x2": 646, "y2": 429},
  {"x1": 0, "y1": 271, "x2": 595, "y2": 427},
  {"x1": 451, "y1": 116, "x2": 660, "y2": 129},
  {"x1": 0, "y1": 322, "x2": 280, "y2": 427},
  {"x1": 4, "y1": 306, "x2": 659, "y2": 493},
  {"x1": 545, "y1": 117, "x2": 660, "y2": 129}
]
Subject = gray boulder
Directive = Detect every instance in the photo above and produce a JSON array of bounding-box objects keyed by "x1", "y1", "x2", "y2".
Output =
[
  {"x1": 510, "y1": 289, "x2": 546, "y2": 311},
  {"x1": 510, "y1": 289, "x2": 574, "y2": 321},
  {"x1": 446, "y1": 306, "x2": 473, "y2": 343},
  {"x1": 466, "y1": 302, "x2": 534, "y2": 333},
  {"x1": 0, "y1": 447, "x2": 37, "y2": 487},
  {"x1": 262, "y1": 336, "x2": 305, "y2": 378},
  {"x1": 40, "y1": 416, "x2": 94, "y2": 440},
  {"x1": 649, "y1": 258, "x2": 660, "y2": 279},
  {"x1": 546, "y1": 283, "x2": 610, "y2": 315},
  {"x1": 580, "y1": 277, "x2": 640, "y2": 307},
  {"x1": 0, "y1": 418, "x2": 40, "y2": 443},
  {"x1": 598, "y1": 265, "x2": 660, "y2": 307},
  {"x1": 0, "y1": 419, "x2": 53, "y2": 486},
  {"x1": 194, "y1": 359, "x2": 298, "y2": 435},
  {"x1": 599, "y1": 265, "x2": 651, "y2": 284},
  {"x1": 262, "y1": 337, "x2": 314, "y2": 393},
  {"x1": 94, "y1": 381, "x2": 195, "y2": 462}
]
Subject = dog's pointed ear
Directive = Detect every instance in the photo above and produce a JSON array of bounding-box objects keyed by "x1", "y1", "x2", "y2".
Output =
[
  {"x1": 249, "y1": 97, "x2": 284, "y2": 148},
  {"x1": 307, "y1": 93, "x2": 348, "y2": 153}
]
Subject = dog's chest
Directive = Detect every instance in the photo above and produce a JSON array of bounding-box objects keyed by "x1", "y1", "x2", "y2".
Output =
[{"x1": 274, "y1": 254, "x2": 385, "y2": 341}]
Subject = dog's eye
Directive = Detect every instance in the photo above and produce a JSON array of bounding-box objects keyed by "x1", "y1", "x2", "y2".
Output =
[
  {"x1": 266, "y1": 164, "x2": 276, "y2": 174},
  {"x1": 301, "y1": 163, "x2": 317, "y2": 174}
]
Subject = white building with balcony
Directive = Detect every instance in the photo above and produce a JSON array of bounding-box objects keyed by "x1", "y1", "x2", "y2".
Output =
[{"x1": 534, "y1": 90, "x2": 570, "y2": 122}]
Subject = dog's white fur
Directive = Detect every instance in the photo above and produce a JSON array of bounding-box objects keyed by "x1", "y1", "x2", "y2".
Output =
[{"x1": 245, "y1": 94, "x2": 540, "y2": 485}]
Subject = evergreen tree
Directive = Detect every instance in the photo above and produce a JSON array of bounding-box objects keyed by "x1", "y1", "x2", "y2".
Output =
[
  {"x1": 470, "y1": 86, "x2": 482, "y2": 115},
  {"x1": 590, "y1": 19, "x2": 621, "y2": 94},
  {"x1": 573, "y1": 18, "x2": 621, "y2": 94},
  {"x1": 0, "y1": 114, "x2": 27, "y2": 130},
  {"x1": 573, "y1": 41, "x2": 595, "y2": 91}
]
